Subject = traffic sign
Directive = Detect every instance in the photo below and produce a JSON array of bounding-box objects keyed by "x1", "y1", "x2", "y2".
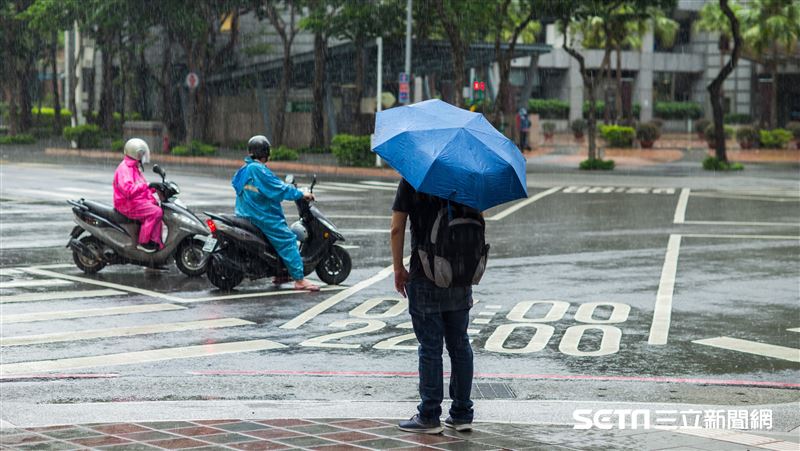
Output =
[
  {"x1": 399, "y1": 72, "x2": 409, "y2": 83},
  {"x1": 185, "y1": 72, "x2": 200, "y2": 90},
  {"x1": 399, "y1": 78, "x2": 410, "y2": 104}
]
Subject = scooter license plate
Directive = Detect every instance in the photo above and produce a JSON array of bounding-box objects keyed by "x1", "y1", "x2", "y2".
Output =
[{"x1": 202, "y1": 238, "x2": 217, "y2": 252}]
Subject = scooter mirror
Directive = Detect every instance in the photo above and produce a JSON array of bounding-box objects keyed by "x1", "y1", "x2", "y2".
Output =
[
  {"x1": 285, "y1": 174, "x2": 295, "y2": 185},
  {"x1": 153, "y1": 165, "x2": 166, "y2": 179},
  {"x1": 310, "y1": 174, "x2": 317, "y2": 193}
]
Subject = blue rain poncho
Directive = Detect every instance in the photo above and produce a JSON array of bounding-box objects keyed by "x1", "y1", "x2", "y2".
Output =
[{"x1": 232, "y1": 157, "x2": 305, "y2": 280}]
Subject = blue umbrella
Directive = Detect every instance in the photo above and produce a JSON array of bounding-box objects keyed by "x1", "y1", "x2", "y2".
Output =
[{"x1": 372, "y1": 99, "x2": 528, "y2": 211}]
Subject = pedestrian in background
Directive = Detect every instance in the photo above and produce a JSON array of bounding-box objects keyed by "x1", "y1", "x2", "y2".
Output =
[{"x1": 516, "y1": 107, "x2": 531, "y2": 151}]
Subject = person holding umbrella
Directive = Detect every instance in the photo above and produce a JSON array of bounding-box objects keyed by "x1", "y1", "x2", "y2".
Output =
[{"x1": 376, "y1": 100, "x2": 528, "y2": 434}]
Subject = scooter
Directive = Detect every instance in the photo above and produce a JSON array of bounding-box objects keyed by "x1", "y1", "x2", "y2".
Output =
[
  {"x1": 66, "y1": 165, "x2": 211, "y2": 276},
  {"x1": 203, "y1": 174, "x2": 352, "y2": 291}
]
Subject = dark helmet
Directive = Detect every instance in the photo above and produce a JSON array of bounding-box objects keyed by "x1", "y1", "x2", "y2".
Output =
[{"x1": 248, "y1": 135, "x2": 271, "y2": 160}]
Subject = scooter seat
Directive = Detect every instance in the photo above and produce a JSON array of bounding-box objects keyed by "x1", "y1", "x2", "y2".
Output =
[
  {"x1": 220, "y1": 214, "x2": 265, "y2": 238},
  {"x1": 82, "y1": 200, "x2": 138, "y2": 225}
]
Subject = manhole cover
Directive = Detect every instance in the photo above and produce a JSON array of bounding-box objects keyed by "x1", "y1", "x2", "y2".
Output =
[{"x1": 445, "y1": 382, "x2": 516, "y2": 399}]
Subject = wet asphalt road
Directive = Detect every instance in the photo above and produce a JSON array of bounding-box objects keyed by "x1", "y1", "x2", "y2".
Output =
[{"x1": 0, "y1": 160, "x2": 798, "y2": 415}]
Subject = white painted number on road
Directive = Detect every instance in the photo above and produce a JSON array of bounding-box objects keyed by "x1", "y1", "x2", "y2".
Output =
[{"x1": 563, "y1": 186, "x2": 676, "y2": 195}]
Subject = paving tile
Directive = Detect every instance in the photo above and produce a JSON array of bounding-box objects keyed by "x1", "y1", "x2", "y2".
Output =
[
  {"x1": 286, "y1": 424, "x2": 346, "y2": 435},
  {"x1": 168, "y1": 426, "x2": 227, "y2": 437},
  {"x1": 0, "y1": 433, "x2": 49, "y2": 445},
  {"x1": 435, "y1": 440, "x2": 499, "y2": 451},
  {"x1": 392, "y1": 447, "x2": 442, "y2": 451},
  {"x1": 40, "y1": 428, "x2": 101, "y2": 440},
  {"x1": 229, "y1": 440, "x2": 293, "y2": 450},
  {"x1": 182, "y1": 447, "x2": 232, "y2": 451},
  {"x1": 97, "y1": 444, "x2": 163, "y2": 451},
  {"x1": 471, "y1": 436, "x2": 553, "y2": 450},
  {"x1": 118, "y1": 430, "x2": 181, "y2": 441},
  {"x1": 241, "y1": 429, "x2": 302, "y2": 440},
  {"x1": 358, "y1": 426, "x2": 408, "y2": 437},
  {"x1": 16, "y1": 441, "x2": 79, "y2": 450},
  {"x1": 70, "y1": 435, "x2": 131, "y2": 447},
  {"x1": 309, "y1": 419, "x2": 352, "y2": 424},
  {"x1": 136, "y1": 421, "x2": 197, "y2": 430},
  {"x1": 256, "y1": 420, "x2": 314, "y2": 428},
  {"x1": 346, "y1": 437, "x2": 418, "y2": 449},
  {"x1": 200, "y1": 433, "x2": 260, "y2": 445},
  {"x1": 272, "y1": 435, "x2": 339, "y2": 448},
  {"x1": 319, "y1": 431, "x2": 379, "y2": 442},
  {"x1": 328, "y1": 420, "x2": 387, "y2": 430},
  {"x1": 192, "y1": 420, "x2": 240, "y2": 426},
  {"x1": 214, "y1": 422, "x2": 271, "y2": 432},
  {"x1": 398, "y1": 433, "x2": 462, "y2": 445},
  {"x1": 310, "y1": 445, "x2": 371, "y2": 451},
  {"x1": 90, "y1": 424, "x2": 151, "y2": 435},
  {"x1": 441, "y1": 429, "x2": 497, "y2": 440},
  {"x1": 146, "y1": 437, "x2": 212, "y2": 449},
  {"x1": 23, "y1": 426, "x2": 71, "y2": 433}
]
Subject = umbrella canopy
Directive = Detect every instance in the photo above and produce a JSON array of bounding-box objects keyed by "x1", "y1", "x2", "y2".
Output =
[{"x1": 372, "y1": 99, "x2": 528, "y2": 211}]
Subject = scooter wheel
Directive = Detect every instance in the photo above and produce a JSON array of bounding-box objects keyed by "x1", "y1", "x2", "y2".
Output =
[
  {"x1": 72, "y1": 236, "x2": 106, "y2": 274},
  {"x1": 315, "y1": 245, "x2": 352, "y2": 285},
  {"x1": 206, "y1": 255, "x2": 244, "y2": 291},
  {"x1": 175, "y1": 238, "x2": 209, "y2": 277}
]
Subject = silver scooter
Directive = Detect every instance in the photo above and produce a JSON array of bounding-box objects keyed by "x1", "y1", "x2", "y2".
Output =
[{"x1": 66, "y1": 165, "x2": 210, "y2": 276}]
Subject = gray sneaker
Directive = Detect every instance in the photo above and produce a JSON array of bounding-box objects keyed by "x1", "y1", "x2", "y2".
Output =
[
  {"x1": 444, "y1": 416, "x2": 472, "y2": 431},
  {"x1": 398, "y1": 414, "x2": 443, "y2": 434}
]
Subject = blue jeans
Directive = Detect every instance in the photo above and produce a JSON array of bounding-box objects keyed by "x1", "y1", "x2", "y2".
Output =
[{"x1": 406, "y1": 278, "x2": 474, "y2": 423}]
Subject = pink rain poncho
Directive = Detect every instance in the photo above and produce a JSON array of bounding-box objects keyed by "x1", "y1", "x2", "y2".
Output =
[{"x1": 113, "y1": 156, "x2": 163, "y2": 247}]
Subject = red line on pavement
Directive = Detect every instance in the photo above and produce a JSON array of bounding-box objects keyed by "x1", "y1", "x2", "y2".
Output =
[
  {"x1": 188, "y1": 370, "x2": 800, "y2": 389},
  {"x1": 0, "y1": 373, "x2": 118, "y2": 381}
]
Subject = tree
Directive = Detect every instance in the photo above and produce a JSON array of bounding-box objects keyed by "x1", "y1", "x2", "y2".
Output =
[{"x1": 1, "y1": 0, "x2": 38, "y2": 135}]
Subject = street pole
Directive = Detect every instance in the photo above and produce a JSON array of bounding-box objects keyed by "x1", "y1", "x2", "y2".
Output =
[
  {"x1": 405, "y1": 0, "x2": 412, "y2": 93},
  {"x1": 375, "y1": 36, "x2": 383, "y2": 167}
]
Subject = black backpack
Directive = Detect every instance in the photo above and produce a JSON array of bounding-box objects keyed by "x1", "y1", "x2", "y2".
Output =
[{"x1": 416, "y1": 200, "x2": 490, "y2": 288}]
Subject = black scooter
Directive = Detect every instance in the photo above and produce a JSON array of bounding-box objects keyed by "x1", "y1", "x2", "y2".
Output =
[{"x1": 203, "y1": 175, "x2": 351, "y2": 291}]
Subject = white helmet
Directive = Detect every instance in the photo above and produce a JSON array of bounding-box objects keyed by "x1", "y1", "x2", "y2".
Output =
[{"x1": 123, "y1": 138, "x2": 150, "y2": 163}]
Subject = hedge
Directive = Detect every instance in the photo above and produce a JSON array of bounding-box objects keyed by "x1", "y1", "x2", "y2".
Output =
[
  {"x1": 583, "y1": 101, "x2": 641, "y2": 119},
  {"x1": 759, "y1": 129, "x2": 792, "y2": 149},
  {"x1": 0, "y1": 134, "x2": 36, "y2": 145},
  {"x1": 527, "y1": 99, "x2": 569, "y2": 119},
  {"x1": 63, "y1": 124, "x2": 102, "y2": 149},
  {"x1": 654, "y1": 102, "x2": 702, "y2": 120},
  {"x1": 271, "y1": 145, "x2": 299, "y2": 161},
  {"x1": 170, "y1": 140, "x2": 216, "y2": 156},
  {"x1": 600, "y1": 125, "x2": 635, "y2": 147},
  {"x1": 331, "y1": 134, "x2": 373, "y2": 167},
  {"x1": 724, "y1": 113, "x2": 752, "y2": 124}
]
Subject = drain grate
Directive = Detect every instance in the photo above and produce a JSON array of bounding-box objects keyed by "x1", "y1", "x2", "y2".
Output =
[{"x1": 444, "y1": 382, "x2": 516, "y2": 399}]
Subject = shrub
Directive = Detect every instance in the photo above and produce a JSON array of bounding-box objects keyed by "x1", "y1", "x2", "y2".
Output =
[
  {"x1": 299, "y1": 146, "x2": 330, "y2": 154},
  {"x1": 600, "y1": 125, "x2": 635, "y2": 147},
  {"x1": 724, "y1": 113, "x2": 752, "y2": 124},
  {"x1": 583, "y1": 101, "x2": 641, "y2": 119},
  {"x1": 759, "y1": 129, "x2": 792, "y2": 149},
  {"x1": 636, "y1": 122, "x2": 661, "y2": 145},
  {"x1": 570, "y1": 119, "x2": 586, "y2": 136},
  {"x1": 31, "y1": 107, "x2": 72, "y2": 129},
  {"x1": 579, "y1": 158, "x2": 615, "y2": 170},
  {"x1": 735, "y1": 126, "x2": 759, "y2": 148},
  {"x1": 542, "y1": 122, "x2": 556, "y2": 134},
  {"x1": 703, "y1": 124, "x2": 734, "y2": 145},
  {"x1": 703, "y1": 156, "x2": 744, "y2": 171},
  {"x1": 654, "y1": 101, "x2": 703, "y2": 120},
  {"x1": 171, "y1": 145, "x2": 190, "y2": 156},
  {"x1": 785, "y1": 121, "x2": 800, "y2": 140},
  {"x1": 231, "y1": 140, "x2": 248, "y2": 151},
  {"x1": 694, "y1": 118, "x2": 710, "y2": 135},
  {"x1": 331, "y1": 134, "x2": 372, "y2": 167},
  {"x1": 527, "y1": 99, "x2": 569, "y2": 119},
  {"x1": 271, "y1": 145, "x2": 299, "y2": 161},
  {"x1": 0, "y1": 134, "x2": 36, "y2": 145},
  {"x1": 170, "y1": 140, "x2": 217, "y2": 156},
  {"x1": 111, "y1": 139, "x2": 125, "y2": 152},
  {"x1": 63, "y1": 124, "x2": 102, "y2": 149}
]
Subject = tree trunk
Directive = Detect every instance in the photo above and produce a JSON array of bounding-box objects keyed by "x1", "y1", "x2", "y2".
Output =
[
  {"x1": 518, "y1": 55, "x2": 539, "y2": 108},
  {"x1": 353, "y1": 36, "x2": 365, "y2": 134},
  {"x1": 615, "y1": 43, "x2": 623, "y2": 121},
  {"x1": 587, "y1": 77, "x2": 597, "y2": 160},
  {"x1": 707, "y1": 0, "x2": 741, "y2": 163},
  {"x1": 51, "y1": 30, "x2": 62, "y2": 133},
  {"x1": 311, "y1": 31, "x2": 326, "y2": 148},
  {"x1": 601, "y1": 46, "x2": 612, "y2": 124},
  {"x1": 98, "y1": 34, "x2": 115, "y2": 132},
  {"x1": 275, "y1": 42, "x2": 293, "y2": 145},
  {"x1": 434, "y1": 0, "x2": 465, "y2": 107},
  {"x1": 770, "y1": 61, "x2": 778, "y2": 127}
]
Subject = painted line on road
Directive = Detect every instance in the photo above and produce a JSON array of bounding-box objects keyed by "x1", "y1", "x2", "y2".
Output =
[
  {"x1": 486, "y1": 187, "x2": 562, "y2": 222},
  {"x1": 682, "y1": 220, "x2": 800, "y2": 227},
  {"x1": 360, "y1": 181, "x2": 399, "y2": 188},
  {"x1": 673, "y1": 188, "x2": 690, "y2": 224},
  {"x1": 0, "y1": 289, "x2": 125, "y2": 304},
  {"x1": 281, "y1": 257, "x2": 410, "y2": 330},
  {"x1": 681, "y1": 233, "x2": 800, "y2": 240},
  {"x1": 0, "y1": 373, "x2": 118, "y2": 381},
  {"x1": 26, "y1": 264, "x2": 73, "y2": 270},
  {"x1": 185, "y1": 286, "x2": 345, "y2": 303},
  {"x1": 1, "y1": 318, "x2": 254, "y2": 347},
  {"x1": 21, "y1": 268, "x2": 186, "y2": 303},
  {"x1": 0, "y1": 303, "x2": 186, "y2": 324},
  {"x1": 340, "y1": 228, "x2": 393, "y2": 234},
  {"x1": 787, "y1": 328, "x2": 800, "y2": 333},
  {"x1": 693, "y1": 337, "x2": 800, "y2": 363},
  {"x1": 648, "y1": 234, "x2": 681, "y2": 345},
  {"x1": 0, "y1": 339, "x2": 286, "y2": 375},
  {"x1": 689, "y1": 192, "x2": 800, "y2": 203},
  {"x1": 328, "y1": 182, "x2": 396, "y2": 192},
  {"x1": 0, "y1": 239, "x2": 69, "y2": 250},
  {"x1": 472, "y1": 318, "x2": 491, "y2": 325},
  {"x1": 315, "y1": 184, "x2": 366, "y2": 192},
  {"x1": 326, "y1": 215, "x2": 392, "y2": 220},
  {"x1": 0, "y1": 268, "x2": 23, "y2": 277},
  {"x1": 187, "y1": 370, "x2": 800, "y2": 389},
  {"x1": 677, "y1": 427, "x2": 798, "y2": 450},
  {"x1": 0, "y1": 279, "x2": 72, "y2": 289}
]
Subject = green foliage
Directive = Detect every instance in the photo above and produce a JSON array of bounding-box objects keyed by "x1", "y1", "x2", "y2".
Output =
[
  {"x1": 63, "y1": 124, "x2": 102, "y2": 149},
  {"x1": 170, "y1": 140, "x2": 216, "y2": 156},
  {"x1": 0, "y1": 134, "x2": 36, "y2": 145},
  {"x1": 636, "y1": 122, "x2": 661, "y2": 143},
  {"x1": 583, "y1": 101, "x2": 640, "y2": 119},
  {"x1": 600, "y1": 125, "x2": 635, "y2": 147},
  {"x1": 527, "y1": 99, "x2": 569, "y2": 119},
  {"x1": 299, "y1": 146, "x2": 330, "y2": 154},
  {"x1": 331, "y1": 134, "x2": 373, "y2": 167},
  {"x1": 703, "y1": 124, "x2": 734, "y2": 143},
  {"x1": 270, "y1": 145, "x2": 299, "y2": 161},
  {"x1": 170, "y1": 145, "x2": 190, "y2": 156},
  {"x1": 703, "y1": 156, "x2": 744, "y2": 171},
  {"x1": 785, "y1": 121, "x2": 800, "y2": 140},
  {"x1": 579, "y1": 158, "x2": 615, "y2": 170},
  {"x1": 231, "y1": 140, "x2": 248, "y2": 151},
  {"x1": 735, "y1": 126, "x2": 759, "y2": 146},
  {"x1": 32, "y1": 107, "x2": 72, "y2": 118},
  {"x1": 654, "y1": 102, "x2": 702, "y2": 119},
  {"x1": 724, "y1": 113, "x2": 752, "y2": 124},
  {"x1": 31, "y1": 107, "x2": 72, "y2": 129},
  {"x1": 542, "y1": 122, "x2": 556, "y2": 134},
  {"x1": 570, "y1": 119, "x2": 587, "y2": 135},
  {"x1": 759, "y1": 129, "x2": 792, "y2": 149},
  {"x1": 111, "y1": 139, "x2": 124, "y2": 152}
]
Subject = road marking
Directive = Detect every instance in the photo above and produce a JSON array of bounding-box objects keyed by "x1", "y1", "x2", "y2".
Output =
[
  {"x1": 681, "y1": 233, "x2": 800, "y2": 240},
  {"x1": 0, "y1": 279, "x2": 72, "y2": 289},
  {"x1": 648, "y1": 234, "x2": 681, "y2": 345},
  {"x1": 360, "y1": 181, "x2": 399, "y2": 188},
  {"x1": 689, "y1": 192, "x2": 800, "y2": 203},
  {"x1": 328, "y1": 182, "x2": 396, "y2": 192},
  {"x1": 0, "y1": 220, "x2": 75, "y2": 231},
  {"x1": 484, "y1": 305, "x2": 502, "y2": 310},
  {"x1": 478, "y1": 311, "x2": 496, "y2": 317},
  {"x1": 0, "y1": 268, "x2": 23, "y2": 277},
  {"x1": 0, "y1": 339, "x2": 286, "y2": 375},
  {"x1": 682, "y1": 220, "x2": 800, "y2": 227},
  {"x1": 21, "y1": 268, "x2": 186, "y2": 303},
  {"x1": 185, "y1": 286, "x2": 345, "y2": 303},
  {"x1": 281, "y1": 257, "x2": 410, "y2": 330},
  {"x1": 693, "y1": 337, "x2": 800, "y2": 363},
  {"x1": 0, "y1": 289, "x2": 125, "y2": 304},
  {"x1": 339, "y1": 229, "x2": 392, "y2": 234},
  {"x1": 467, "y1": 329, "x2": 482, "y2": 335},
  {"x1": 316, "y1": 183, "x2": 367, "y2": 192},
  {"x1": 472, "y1": 318, "x2": 491, "y2": 325},
  {"x1": 0, "y1": 239, "x2": 69, "y2": 250},
  {"x1": 673, "y1": 188, "x2": 690, "y2": 224},
  {"x1": 326, "y1": 215, "x2": 392, "y2": 220},
  {"x1": 487, "y1": 186, "x2": 562, "y2": 221},
  {"x1": 1, "y1": 318, "x2": 253, "y2": 347},
  {"x1": 0, "y1": 303, "x2": 186, "y2": 324},
  {"x1": 787, "y1": 328, "x2": 800, "y2": 333}
]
